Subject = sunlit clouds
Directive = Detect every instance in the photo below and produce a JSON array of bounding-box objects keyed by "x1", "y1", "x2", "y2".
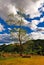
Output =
[{"x1": 0, "y1": 0, "x2": 44, "y2": 40}]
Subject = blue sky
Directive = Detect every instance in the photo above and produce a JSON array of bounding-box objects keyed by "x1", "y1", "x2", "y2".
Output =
[
  {"x1": 0, "y1": 17, "x2": 33, "y2": 34},
  {"x1": 0, "y1": 0, "x2": 44, "y2": 44}
]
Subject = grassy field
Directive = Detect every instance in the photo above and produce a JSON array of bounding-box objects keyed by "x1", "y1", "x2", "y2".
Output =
[{"x1": 0, "y1": 55, "x2": 44, "y2": 65}]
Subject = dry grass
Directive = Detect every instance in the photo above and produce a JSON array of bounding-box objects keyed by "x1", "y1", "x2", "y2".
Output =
[{"x1": 0, "y1": 55, "x2": 44, "y2": 65}]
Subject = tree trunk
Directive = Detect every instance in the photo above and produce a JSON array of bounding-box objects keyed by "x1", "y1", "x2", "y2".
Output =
[
  {"x1": 19, "y1": 31, "x2": 23, "y2": 56},
  {"x1": 19, "y1": 40, "x2": 23, "y2": 56}
]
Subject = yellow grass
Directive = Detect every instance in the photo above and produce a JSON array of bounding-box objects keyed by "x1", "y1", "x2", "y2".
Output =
[{"x1": 0, "y1": 55, "x2": 44, "y2": 65}]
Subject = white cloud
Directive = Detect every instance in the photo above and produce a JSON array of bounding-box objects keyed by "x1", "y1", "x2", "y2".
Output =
[
  {"x1": 40, "y1": 17, "x2": 44, "y2": 22},
  {"x1": 37, "y1": 27, "x2": 44, "y2": 32},
  {"x1": 0, "y1": 33, "x2": 10, "y2": 40},
  {"x1": 8, "y1": 28, "x2": 11, "y2": 30},
  {"x1": 30, "y1": 32, "x2": 44, "y2": 40},
  {"x1": 29, "y1": 20, "x2": 40, "y2": 30},
  {"x1": 29, "y1": 23, "x2": 37, "y2": 30},
  {"x1": 0, "y1": 0, "x2": 43, "y2": 19},
  {"x1": 25, "y1": 0, "x2": 43, "y2": 18},
  {"x1": 8, "y1": 4, "x2": 17, "y2": 15},
  {"x1": 0, "y1": 0, "x2": 44, "y2": 40},
  {"x1": 0, "y1": 0, "x2": 43, "y2": 28},
  {"x1": 22, "y1": 18, "x2": 30, "y2": 26},
  {"x1": 42, "y1": 7, "x2": 44, "y2": 11},
  {"x1": 0, "y1": 0, "x2": 11, "y2": 19},
  {"x1": 0, "y1": 24, "x2": 4, "y2": 31}
]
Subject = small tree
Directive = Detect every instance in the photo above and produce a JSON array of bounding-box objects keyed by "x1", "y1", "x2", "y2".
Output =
[{"x1": 6, "y1": 11, "x2": 28, "y2": 56}]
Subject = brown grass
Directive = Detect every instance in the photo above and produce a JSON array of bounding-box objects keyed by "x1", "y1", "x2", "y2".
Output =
[{"x1": 0, "y1": 55, "x2": 44, "y2": 65}]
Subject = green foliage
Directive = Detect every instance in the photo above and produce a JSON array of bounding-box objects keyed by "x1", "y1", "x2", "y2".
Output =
[
  {"x1": 23, "y1": 40, "x2": 44, "y2": 55},
  {"x1": 0, "y1": 40, "x2": 44, "y2": 55}
]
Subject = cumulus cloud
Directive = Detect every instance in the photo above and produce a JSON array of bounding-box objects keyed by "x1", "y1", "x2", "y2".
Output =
[
  {"x1": 0, "y1": 0, "x2": 44, "y2": 40},
  {"x1": 29, "y1": 20, "x2": 39, "y2": 30},
  {"x1": 30, "y1": 32, "x2": 44, "y2": 40},
  {"x1": 0, "y1": 0, "x2": 43, "y2": 19},
  {"x1": 29, "y1": 23, "x2": 37, "y2": 30},
  {"x1": 11, "y1": 0, "x2": 44, "y2": 19},
  {"x1": 0, "y1": 0, "x2": 11, "y2": 19},
  {"x1": 0, "y1": 0, "x2": 43, "y2": 24},
  {"x1": 8, "y1": 4, "x2": 17, "y2": 15}
]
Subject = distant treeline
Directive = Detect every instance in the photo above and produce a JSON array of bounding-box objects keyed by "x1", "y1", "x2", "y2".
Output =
[{"x1": 0, "y1": 40, "x2": 44, "y2": 55}]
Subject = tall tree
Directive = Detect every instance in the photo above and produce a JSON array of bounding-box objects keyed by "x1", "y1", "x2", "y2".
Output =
[{"x1": 6, "y1": 11, "x2": 28, "y2": 56}]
